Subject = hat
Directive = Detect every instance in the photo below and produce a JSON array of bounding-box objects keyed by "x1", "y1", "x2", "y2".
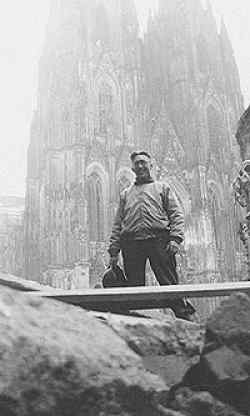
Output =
[{"x1": 102, "y1": 265, "x2": 127, "y2": 288}]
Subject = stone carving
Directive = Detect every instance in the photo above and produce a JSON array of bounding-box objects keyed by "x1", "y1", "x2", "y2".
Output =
[{"x1": 233, "y1": 161, "x2": 250, "y2": 209}]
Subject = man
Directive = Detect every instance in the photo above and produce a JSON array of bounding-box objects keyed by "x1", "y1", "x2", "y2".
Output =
[{"x1": 108, "y1": 151, "x2": 195, "y2": 320}]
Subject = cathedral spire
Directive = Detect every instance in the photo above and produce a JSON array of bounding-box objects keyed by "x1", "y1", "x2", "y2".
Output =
[
  {"x1": 220, "y1": 17, "x2": 233, "y2": 55},
  {"x1": 204, "y1": 0, "x2": 218, "y2": 35}
]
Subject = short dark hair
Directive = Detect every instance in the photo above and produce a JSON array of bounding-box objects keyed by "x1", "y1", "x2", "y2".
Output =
[{"x1": 130, "y1": 151, "x2": 151, "y2": 162}]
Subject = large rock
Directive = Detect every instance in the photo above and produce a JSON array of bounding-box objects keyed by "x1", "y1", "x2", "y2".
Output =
[
  {"x1": 90, "y1": 310, "x2": 205, "y2": 387},
  {"x1": 0, "y1": 285, "x2": 172, "y2": 416},
  {"x1": 182, "y1": 293, "x2": 250, "y2": 415},
  {"x1": 206, "y1": 292, "x2": 250, "y2": 354},
  {"x1": 170, "y1": 387, "x2": 244, "y2": 416}
]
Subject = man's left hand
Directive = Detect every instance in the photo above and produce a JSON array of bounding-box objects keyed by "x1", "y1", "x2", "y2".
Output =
[{"x1": 166, "y1": 240, "x2": 180, "y2": 255}]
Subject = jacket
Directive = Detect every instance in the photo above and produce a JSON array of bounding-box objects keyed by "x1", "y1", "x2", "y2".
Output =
[{"x1": 108, "y1": 180, "x2": 184, "y2": 257}]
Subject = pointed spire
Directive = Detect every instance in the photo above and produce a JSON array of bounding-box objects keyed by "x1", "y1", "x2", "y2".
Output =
[
  {"x1": 204, "y1": 0, "x2": 218, "y2": 33},
  {"x1": 220, "y1": 17, "x2": 233, "y2": 54}
]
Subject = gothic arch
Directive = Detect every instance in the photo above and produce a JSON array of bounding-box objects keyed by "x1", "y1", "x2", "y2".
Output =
[
  {"x1": 86, "y1": 162, "x2": 109, "y2": 241},
  {"x1": 203, "y1": 85, "x2": 225, "y2": 116},
  {"x1": 207, "y1": 179, "x2": 224, "y2": 212},
  {"x1": 202, "y1": 93, "x2": 228, "y2": 161},
  {"x1": 95, "y1": 72, "x2": 119, "y2": 96},
  {"x1": 86, "y1": 162, "x2": 109, "y2": 198},
  {"x1": 94, "y1": 73, "x2": 121, "y2": 136},
  {"x1": 99, "y1": 81, "x2": 113, "y2": 135}
]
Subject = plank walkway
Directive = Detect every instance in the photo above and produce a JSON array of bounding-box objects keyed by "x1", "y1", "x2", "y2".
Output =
[
  {"x1": 0, "y1": 273, "x2": 249, "y2": 312},
  {"x1": 26, "y1": 281, "x2": 250, "y2": 311}
]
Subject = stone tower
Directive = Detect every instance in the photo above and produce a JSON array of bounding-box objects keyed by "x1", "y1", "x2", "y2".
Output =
[
  {"x1": 25, "y1": 0, "x2": 141, "y2": 287},
  {"x1": 138, "y1": 0, "x2": 246, "y2": 313},
  {"x1": 25, "y1": 0, "x2": 245, "y2": 312}
]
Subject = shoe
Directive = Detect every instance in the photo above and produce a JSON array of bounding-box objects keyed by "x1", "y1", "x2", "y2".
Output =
[
  {"x1": 174, "y1": 310, "x2": 195, "y2": 321},
  {"x1": 172, "y1": 298, "x2": 196, "y2": 321}
]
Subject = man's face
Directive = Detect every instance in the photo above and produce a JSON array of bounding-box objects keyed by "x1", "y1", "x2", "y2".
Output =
[{"x1": 132, "y1": 154, "x2": 152, "y2": 179}]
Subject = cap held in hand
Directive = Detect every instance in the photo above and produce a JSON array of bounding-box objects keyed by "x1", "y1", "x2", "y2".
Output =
[{"x1": 102, "y1": 265, "x2": 127, "y2": 288}]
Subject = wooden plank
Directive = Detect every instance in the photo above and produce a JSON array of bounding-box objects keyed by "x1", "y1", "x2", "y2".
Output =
[{"x1": 26, "y1": 281, "x2": 250, "y2": 311}]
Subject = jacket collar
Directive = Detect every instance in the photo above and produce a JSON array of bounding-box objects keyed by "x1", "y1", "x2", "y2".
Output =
[{"x1": 134, "y1": 177, "x2": 154, "y2": 186}]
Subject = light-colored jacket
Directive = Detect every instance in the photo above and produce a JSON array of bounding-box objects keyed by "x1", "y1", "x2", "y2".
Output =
[{"x1": 108, "y1": 181, "x2": 184, "y2": 256}]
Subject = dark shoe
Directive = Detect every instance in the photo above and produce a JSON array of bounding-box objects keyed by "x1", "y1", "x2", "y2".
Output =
[
  {"x1": 172, "y1": 298, "x2": 196, "y2": 321},
  {"x1": 174, "y1": 310, "x2": 195, "y2": 321}
]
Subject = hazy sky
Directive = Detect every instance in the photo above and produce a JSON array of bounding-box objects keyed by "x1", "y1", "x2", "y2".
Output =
[{"x1": 0, "y1": 0, "x2": 249, "y2": 197}]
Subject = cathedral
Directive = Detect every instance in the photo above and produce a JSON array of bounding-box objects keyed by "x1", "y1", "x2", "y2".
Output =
[{"x1": 25, "y1": 0, "x2": 246, "y2": 314}]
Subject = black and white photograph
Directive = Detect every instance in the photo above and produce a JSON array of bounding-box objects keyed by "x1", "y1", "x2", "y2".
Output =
[{"x1": 0, "y1": 0, "x2": 250, "y2": 414}]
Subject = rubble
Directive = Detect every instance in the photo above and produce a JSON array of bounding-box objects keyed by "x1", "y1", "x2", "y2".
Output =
[
  {"x1": 90, "y1": 310, "x2": 204, "y2": 387},
  {"x1": 181, "y1": 293, "x2": 250, "y2": 415},
  {"x1": 0, "y1": 281, "x2": 249, "y2": 415},
  {"x1": 0, "y1": 285, "x2": 168, "y2": 416}
]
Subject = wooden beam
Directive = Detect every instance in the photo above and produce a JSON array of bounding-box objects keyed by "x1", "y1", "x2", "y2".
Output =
[{"x1": 26, "y1": 281, "x2": 250, "y2": 311}]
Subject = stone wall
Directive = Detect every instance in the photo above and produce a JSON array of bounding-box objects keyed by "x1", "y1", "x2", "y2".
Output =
[{"x1": 0, "y1": 196, "x2": 24, "y2": 276}]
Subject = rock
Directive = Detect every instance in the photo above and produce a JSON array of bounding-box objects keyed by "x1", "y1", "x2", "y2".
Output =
[
  {"x1": 154, "y1": 405, "x2": 186, "y2": 416},
  {"x1": 170, "y1": 387, "x2": 244, "y2": 416},
  {"x1": 90, "y1": 310, "x2": 205, "y2": 387},
  {"x1": 0, "y1": 285, "x2": 171, "y2": 416},
  {"x1": 183, "y1": 293, "x2": 250, "y2": 415},
  {"x1": 0, "y1": 271, "x2": 52, "y2": 292},
  {"x1": 206, "y1": 293, "x2": 250, "y2": 354}
]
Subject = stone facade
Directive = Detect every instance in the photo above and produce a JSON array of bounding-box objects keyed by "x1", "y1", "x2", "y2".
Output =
[
  {"x1": 0, "y1": 196, "x2": 24, "y2": 276},
  {"x1": 25, "y1": 0, "x2": 246, "y2": 315},
  {"x1": 236, "y1": 105, "x2": 250, "y2": 160},
  {"x1": 233, "y1": 105, "x2": 250, "y2": 277}
]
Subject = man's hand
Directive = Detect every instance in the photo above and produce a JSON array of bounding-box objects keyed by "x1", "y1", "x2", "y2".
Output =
[
  {"x1": 165, "y1": 240, "x2": 180, "y2": 255},
  {"x1": 109, "y1": 255, "x2": 119, "y2": 270}
]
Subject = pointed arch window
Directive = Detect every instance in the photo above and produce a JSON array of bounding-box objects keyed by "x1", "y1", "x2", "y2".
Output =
[
  {"x1": 207, "y1": 105, "x2": 226, "y2": 162},
  {"x1": 99, "y1": 82, "x2": 113, "y2": 135},
  {"x1": 87, "y1": 173, "x2": 104, "y2": 241}
]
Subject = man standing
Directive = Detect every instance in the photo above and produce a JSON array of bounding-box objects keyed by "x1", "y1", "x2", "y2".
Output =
[{"x1": 108, "y1": 151, "x2": 195, "y2": 320}]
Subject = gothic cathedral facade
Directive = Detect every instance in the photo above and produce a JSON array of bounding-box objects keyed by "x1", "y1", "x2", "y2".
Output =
[{"x1": 25, "y1": 0, "x2": 245, "y2": 313}]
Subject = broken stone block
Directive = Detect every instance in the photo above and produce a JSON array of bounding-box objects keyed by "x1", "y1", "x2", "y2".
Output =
[
  {"x1": 182, "y1": 293, "x2": 250, "y2": 415},
  {"x1": 170, "y1": 387, "x2": 244, "y2": 416},
  {"x1": 0, "y1": 285, "x2": 170, "y2": 416},
  {"x1": 90, "y1": 310, "x2": 205, "y2": 387}
]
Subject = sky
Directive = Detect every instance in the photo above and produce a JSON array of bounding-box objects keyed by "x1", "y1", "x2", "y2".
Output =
[{"x1": 0, "y1": 0, "x2": 249, "y2": 197}]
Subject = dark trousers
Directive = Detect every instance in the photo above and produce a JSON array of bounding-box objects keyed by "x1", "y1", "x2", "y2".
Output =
[
  {"x1": 121, "y1": 238, "x2": 193, "y2": 317},
  {"x1": 121, "y1": 238, "x2": 178, "y2": 286}
]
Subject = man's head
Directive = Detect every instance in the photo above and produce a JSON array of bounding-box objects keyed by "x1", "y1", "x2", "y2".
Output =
[{"x1": 130, "y1": 151, "x2": 153, "y2": 181}]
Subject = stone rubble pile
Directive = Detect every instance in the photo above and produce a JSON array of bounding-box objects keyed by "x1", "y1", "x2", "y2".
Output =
[{"x1": 0, "y1": 282, "x2": 248, "y2": 415}]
